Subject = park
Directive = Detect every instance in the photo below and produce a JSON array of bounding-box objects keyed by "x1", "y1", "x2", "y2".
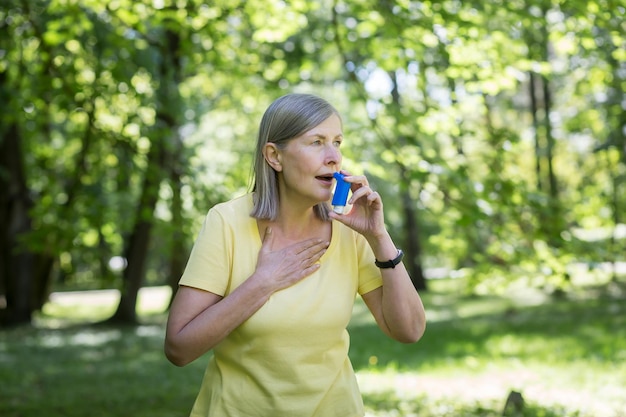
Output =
[
  {"x1": 2, "y1": 276, "x2": 625, "y2": 416},
  {"x1": 1, "y1": 0, "x2": 625, "y2": 416}
]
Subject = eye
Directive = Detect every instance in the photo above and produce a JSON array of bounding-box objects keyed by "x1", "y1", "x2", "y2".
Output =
[{"x1": 333, "y1": 139, "x2": 342, "y2": 147}]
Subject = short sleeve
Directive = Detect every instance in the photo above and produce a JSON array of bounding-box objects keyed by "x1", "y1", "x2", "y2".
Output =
[
  {"x1": 355, "y1": 233, "x2": 383, "y2": 295},
  {"x1": 178, "y1": 208, "x2": 232, "y2": 295}
]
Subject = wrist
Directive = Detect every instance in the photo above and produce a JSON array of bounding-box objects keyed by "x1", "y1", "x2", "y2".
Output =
[
  {"x1": 247, "y1": 271, "x2": 277, "y2": 301},
  {"x1": 366, "y1": 231, "x2": 397, "y2": 261},
  {"x1": 375, "y1": 249, "x2": 404, "y2": 269}
]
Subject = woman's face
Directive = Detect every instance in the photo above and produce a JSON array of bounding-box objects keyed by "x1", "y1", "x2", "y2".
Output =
[{"x1": 276, "y1": 114, "x2": 343, "y2": 207}]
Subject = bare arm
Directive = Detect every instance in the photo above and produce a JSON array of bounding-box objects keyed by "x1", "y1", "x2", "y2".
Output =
[
  {"x1": 165, "y1": 282, "x2": 268, "y2": 367},
  {"x1": 361, "y1": 231, "x2": 426, "y2": 343},
  {"x1": 164, "y1": 228, "x2": 328, "y2": 366},
  {"x1": 329, "y1": 172, "x2": 426, "y2": 343}
]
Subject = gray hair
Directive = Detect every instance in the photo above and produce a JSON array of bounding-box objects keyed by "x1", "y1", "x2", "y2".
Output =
[{"x1": 250, "y1": 93, "x2": 340, "y2": 221}]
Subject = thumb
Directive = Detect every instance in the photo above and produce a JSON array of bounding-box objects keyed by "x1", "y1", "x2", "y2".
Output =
[{"x1": 328, "y1": 211, "x2": 346, "y2": 224}]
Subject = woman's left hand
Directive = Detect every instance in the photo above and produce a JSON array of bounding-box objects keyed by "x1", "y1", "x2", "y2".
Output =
[
  {"x1": 330, "y1": 172, "x2": 426, "y2": 345},
  {"x1": 328, "y1": 172, "x2": 386, "y2": 240}
]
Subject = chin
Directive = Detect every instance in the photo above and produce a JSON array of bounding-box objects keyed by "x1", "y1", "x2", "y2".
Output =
[{"x1": 318, "y1": 192, "x2": 333, "y2": 203}]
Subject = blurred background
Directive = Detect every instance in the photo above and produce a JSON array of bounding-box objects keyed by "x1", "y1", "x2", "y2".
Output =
[{"x1": 0, "y1": 1, "x2": 624, "y2": 416}]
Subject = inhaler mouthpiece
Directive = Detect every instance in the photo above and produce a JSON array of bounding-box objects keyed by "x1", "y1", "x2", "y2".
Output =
[{"x1": 332, "y1": 172, "x2": 350, "y2": 214}]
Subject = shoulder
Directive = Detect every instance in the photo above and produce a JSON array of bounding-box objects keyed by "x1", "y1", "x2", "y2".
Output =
[
  {"x1": 198, "y1": 194, "x2": 254, "y2": 236},
  {"x1": 208, "y1": 194, "x2": 253, "y2": 219},
  {"x1": 331, "y1": 221, "x2": 373, "y2": 260}
]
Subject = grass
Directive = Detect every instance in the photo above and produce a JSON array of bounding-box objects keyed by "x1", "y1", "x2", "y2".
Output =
[
  {"x1": 1, "y1": 279, "x2": 625, "y2": 417},
  {"x1": 353, "y1": 284, "x2": 626, "y2": 417}
]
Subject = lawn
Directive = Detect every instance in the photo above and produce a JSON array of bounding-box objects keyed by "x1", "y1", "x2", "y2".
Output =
[{"x1": 0, "y1": 278, "x2": 624, "y2": 417}]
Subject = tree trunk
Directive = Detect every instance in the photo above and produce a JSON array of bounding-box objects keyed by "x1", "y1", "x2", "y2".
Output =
[
  {"x1": 109, "y1": 27, "x2": 182, "y2": 323},
  {"x1": 542, "y1": 76, "x2": 557, "y2": 201},
  {"x1": 529, "y1": 71, "x2": 543, "y2": 192},
  {"x1": 387, "y1": 71, "x2": 427, "y2": 291},
  {"x1": 400, "y1": 179, "x2": 427, "y2": 290},
  {"x1": 0, "y1": 122, "x2": 35, "y2": 326},
  {"x1": 533, "y1": 7, "x2": 563, "y2": 245},
  {"x1": 541, "y1": 73, "x2": 564, "y2": 245},
  {"x1": 167, "y1": 148, "x2": 186, "y2": 308},
  {"x1": 607, "y1": 50, "x2": 626, "y2": 282},
  {"x1": 108, "y1": 135, "x2": 165, "y2": 324}
]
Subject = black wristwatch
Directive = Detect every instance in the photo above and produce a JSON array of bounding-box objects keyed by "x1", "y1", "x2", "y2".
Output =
[{"x1": 375, "y1": 249, "x2": 404, "y2": 269}]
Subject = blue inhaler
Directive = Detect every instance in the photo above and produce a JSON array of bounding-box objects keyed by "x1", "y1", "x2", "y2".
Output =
[{"x1": 332, "y1": 172, "x2": 350, "y2": 214}]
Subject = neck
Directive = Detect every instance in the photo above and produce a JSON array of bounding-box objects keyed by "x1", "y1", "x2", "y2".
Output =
[
  {"x1": 273, "y1": 203, "x2": 320, "y2": 240},
  {"x1": 256, "y1": 196, "x2": 330, "y2": 248}
]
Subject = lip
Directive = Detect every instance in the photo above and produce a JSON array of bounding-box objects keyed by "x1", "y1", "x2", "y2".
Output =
[{"x1": 315, "y1": 174, "x2": 334, "y2": 187}]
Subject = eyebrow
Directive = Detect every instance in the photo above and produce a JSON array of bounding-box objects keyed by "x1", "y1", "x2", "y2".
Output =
[{"x1": 310, "y1": 133, "x2": 343, "y2": 139}]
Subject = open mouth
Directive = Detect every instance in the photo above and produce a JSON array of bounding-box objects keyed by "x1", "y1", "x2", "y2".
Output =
[{"x1": 315, "y1": 174, "x2": 334, "y2": 185}]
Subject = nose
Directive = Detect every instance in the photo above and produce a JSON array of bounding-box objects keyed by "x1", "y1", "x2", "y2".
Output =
[{"x1": 325, "y1": 143, "x2": 341, "y2": 167}]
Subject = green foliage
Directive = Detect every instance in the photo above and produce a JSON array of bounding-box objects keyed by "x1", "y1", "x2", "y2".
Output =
[{"x1": 1, "y1": 0, "x2": 625, "y2": 320}]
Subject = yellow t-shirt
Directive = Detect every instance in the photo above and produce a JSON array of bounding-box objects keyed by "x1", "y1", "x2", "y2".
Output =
[{"x1": 179, "y1": 194, "x2": 383, "y2": 417}]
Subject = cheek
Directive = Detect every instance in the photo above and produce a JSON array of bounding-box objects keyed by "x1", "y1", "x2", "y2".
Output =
[
  {"x1": 281, "y1": 158, "x2": 308, "y2": 182},
  {"x1": 289, "y1": 150, "x2": 316, "y2": 171}
]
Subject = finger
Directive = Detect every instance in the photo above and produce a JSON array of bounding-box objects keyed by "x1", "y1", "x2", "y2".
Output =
[
  {"x1": 328, "y1": 210, "x2": 342, "y2": 219},
  {"x1": 328, "y1": 210, "x2": 348, "y2": 224},
  {"x1": 297, "y1": 246, "x2": 328, "y2": 266},
  {"x1": 366, "y1": 190, "x2": 381, "y2": 204},
  {"x1": 292, "y1": 238, "x2": 328, "y2": 254},
  {"x1": 301, "y1": 262, "x2": 321, "y2": 277},
  {"x1": 348, "y1": 186, "x2": 373, "y2": 204},
  {"x1": 289, "y1": 262, "x2": 322, "y2": 283},
  {"x1": 300, "y1": 242, "x2": 328, "y2": 263},
  {"x1": 286, "y1": 242, "x2": 327, "y2": 272},
  {"x1": 343, "y1": 174, "x2": 369, "y2": 187}
]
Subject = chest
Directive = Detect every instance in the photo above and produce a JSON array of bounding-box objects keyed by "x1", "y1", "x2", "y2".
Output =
[
  {"x1": 228, "y1": 236, "x2": 359, "y2": 342},
  {"x1": 257, "y1": 220, "x2": 332, "y2": 252}
]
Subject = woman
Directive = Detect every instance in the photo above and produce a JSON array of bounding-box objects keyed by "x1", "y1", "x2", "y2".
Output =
[{"x1": 165, "y1": 93, "x2": 426, "y2": 417}]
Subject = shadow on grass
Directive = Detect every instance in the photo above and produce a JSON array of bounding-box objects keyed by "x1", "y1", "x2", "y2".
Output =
[
  {"x1": 1, "y1": 282, "x2": 624, "y2": 417},
  {"x1": 351, "y1": 285, "x2": 625, "y2": 416},
  {"x1": 348, "y1": 288, "x2": 626, "y2": 373},
  {"x1": 0, "y1": 318, "x2": 208, "y2": 417},
  {"x1": 362, "y1": 389, "x2": 580, "y2": 417}
]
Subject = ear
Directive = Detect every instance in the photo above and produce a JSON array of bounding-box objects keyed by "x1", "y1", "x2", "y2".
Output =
[{"x1": 263, "y1": 143, "x2": 283, "y2": 172}]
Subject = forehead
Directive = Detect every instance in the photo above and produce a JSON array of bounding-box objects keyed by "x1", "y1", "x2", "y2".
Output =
[{"x1": 301, "y1": 114, "x2": 343, "y2": 137}]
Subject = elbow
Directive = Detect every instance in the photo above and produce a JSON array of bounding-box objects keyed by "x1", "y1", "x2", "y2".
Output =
[
  {"x1": 164, "y1": 342, "x2": 193, "y2": 367},
  {"x1": 395, "y1": 319, "x2": 426, "y2": 344}
]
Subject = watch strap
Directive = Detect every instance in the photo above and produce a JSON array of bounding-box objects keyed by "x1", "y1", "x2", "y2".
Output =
[{"x1": 375, "y1": 249, "x2": 404, "y2": 269}]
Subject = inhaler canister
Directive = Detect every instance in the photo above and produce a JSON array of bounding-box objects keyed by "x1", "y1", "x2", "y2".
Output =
[{"x1": 332, "y1": 172, "x2": 350, "y2": 214}]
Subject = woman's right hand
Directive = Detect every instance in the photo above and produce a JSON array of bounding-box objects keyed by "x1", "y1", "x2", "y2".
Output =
[
  {"x1": 165, "y1": 228, "x2": 328, "y2": 367},
  {"x1": 252, "y1": 227, "x2": 328, "y2": 293}
]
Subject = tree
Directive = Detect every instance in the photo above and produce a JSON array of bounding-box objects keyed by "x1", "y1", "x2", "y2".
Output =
[{"x1": 2, "y1": 0, "x2": 624, "y2": 327}]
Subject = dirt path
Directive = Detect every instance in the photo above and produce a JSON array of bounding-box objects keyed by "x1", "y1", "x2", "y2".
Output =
[{"x1": 48, "y1": 286, "x2": 172, "y2": 312}]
